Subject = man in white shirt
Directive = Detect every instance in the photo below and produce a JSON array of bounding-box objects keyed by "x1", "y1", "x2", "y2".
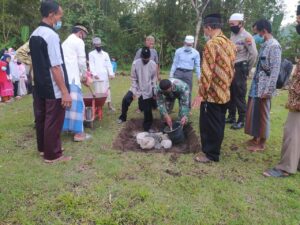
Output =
[
  {"x1": 89, "y1": 37, "x2": 115, "y2": 111},
  {"x1": 62, "y1": 24, "x2": 91, "y2": 142}
]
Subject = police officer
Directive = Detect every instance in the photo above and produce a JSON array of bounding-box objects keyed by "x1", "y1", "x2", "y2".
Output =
[{"x1": 227, "y1": 13, "x2": 258, "y2": 129}]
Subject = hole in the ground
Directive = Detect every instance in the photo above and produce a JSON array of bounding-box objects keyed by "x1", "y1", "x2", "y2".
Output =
[{"x1": 113, "y1": 119, "x2": 201, "y2": 154}]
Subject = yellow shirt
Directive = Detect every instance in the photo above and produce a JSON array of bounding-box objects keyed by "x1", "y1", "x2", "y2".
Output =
[{"x1": 199, "y1": 33, "x2": 236, "y2": 104}]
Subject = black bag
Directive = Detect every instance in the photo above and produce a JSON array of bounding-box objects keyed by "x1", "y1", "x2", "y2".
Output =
[{"x1": 276, "y1": 59, "x2": 293, "y2": 89}]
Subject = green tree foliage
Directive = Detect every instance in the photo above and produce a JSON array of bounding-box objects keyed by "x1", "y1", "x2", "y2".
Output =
[{"x1": 0, "y1": 0, "x2": 292, "y2": 66}]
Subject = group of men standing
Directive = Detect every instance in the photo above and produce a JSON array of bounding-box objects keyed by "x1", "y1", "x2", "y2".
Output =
[{"x1": 26, "y1": 0, "x2": 300, "y2": 177}]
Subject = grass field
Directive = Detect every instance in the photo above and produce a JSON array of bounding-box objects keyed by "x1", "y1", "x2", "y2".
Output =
[{"x1": 0, "y1": 71, "x2": 299, "y2": 225}]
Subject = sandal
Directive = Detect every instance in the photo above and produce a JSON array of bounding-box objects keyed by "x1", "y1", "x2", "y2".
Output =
[
  {"x1": 263, "y1": 168, "x2": 289, "y2": 178},
  {"x1": 44, "y1": 155, "x2": 72, "y2": 163},
  {"x1": 74, "y1": 133, "x2": 92, "y2": 142},
  {"x1": 247, "y1": 144, "x2": 265, "y2": 152},
  {"x1": 194, "y1": 155, "x2": 213, "y2": 163}
]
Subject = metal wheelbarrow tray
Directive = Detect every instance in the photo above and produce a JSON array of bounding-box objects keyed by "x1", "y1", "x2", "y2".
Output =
[{"x1": 83, "y1": 93, "x2": 107, "y2": 128}]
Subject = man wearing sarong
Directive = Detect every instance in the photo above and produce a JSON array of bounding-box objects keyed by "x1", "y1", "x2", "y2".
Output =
[
  {"x1": 245, "y1": 19, "x2": 281, "y2": 152},
  {"x1": 62, "y1": 24, "x2": 91, "y2": 142}
]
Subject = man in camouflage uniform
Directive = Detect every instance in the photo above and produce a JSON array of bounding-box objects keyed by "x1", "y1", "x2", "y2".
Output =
[{"x1": 156, "y1": 78, "x2": 190, "y2": 128}]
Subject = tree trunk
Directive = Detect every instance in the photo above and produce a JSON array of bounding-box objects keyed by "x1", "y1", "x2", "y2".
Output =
[{"x1": 194, "y1": 16, "x2": 202, "y2": 48}]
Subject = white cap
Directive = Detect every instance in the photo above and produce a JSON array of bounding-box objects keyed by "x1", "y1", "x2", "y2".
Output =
[
  {"x1": 92, "y1": 37, "x2": 101, "y2": 45},
  {"x1": 229, "y1": 13, "x2": 244, "y2": 21},
  {"x1": 184, "y1": 35, "x2": 194, "y2": 44}
]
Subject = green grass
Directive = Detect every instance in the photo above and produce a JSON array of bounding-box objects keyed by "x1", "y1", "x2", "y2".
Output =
[{"x1": 0, "y1": 72, "x2": 300, "y2": 225}]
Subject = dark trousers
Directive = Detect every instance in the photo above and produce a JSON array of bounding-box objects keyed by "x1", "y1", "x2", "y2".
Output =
[
  {"x1": 119, "y1": 90, "x2": 154, "y2": 131},
  {"x1": 13, "y1": 81, "x2": 19, "y2": 97},
  {"x1": 140, "y1": 98, "x2": 154, "y2": 131},
  {"x1": 119, "y1": 90, "x2": 142, "y2": 121},
  {"x1": 34, "y1": 96, "x2": 65, "y2": 160},
  {"x1": 200, "y1": 102, "x2": 227, "y2": 161},
  {"x1": 174, "y1": 69, "x2": 193, "y2": 108},
  {"x1": 228, "y1": 62, "x2": 248, "y2": 122}
]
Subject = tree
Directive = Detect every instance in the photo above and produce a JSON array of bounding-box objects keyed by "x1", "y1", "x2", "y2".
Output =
[{"x1": 191, "y1": 0, "x2": 211, "y2": 48}]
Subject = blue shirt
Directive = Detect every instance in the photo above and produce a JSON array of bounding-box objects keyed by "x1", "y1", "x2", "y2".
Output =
[{"x1": 170, "y1": 47, "x2": 201, "y2": 79}]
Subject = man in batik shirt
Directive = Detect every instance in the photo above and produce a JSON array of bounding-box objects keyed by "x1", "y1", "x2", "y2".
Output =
[
  {"x1": 194, "y1": 13, "x2": 236, "y2": 163},
  {"x1": 156, "y1": 78, "x2": 190, "y2": 129}
]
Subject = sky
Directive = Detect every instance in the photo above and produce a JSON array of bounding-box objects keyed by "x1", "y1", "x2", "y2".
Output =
[{"x1": 282, "y1": 0, "x2": 298, "y2": 26}]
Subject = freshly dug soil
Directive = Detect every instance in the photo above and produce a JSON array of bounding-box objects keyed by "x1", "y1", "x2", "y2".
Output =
[{"x1": 113, "y1": 119, "x2": 201, "y2": 154}]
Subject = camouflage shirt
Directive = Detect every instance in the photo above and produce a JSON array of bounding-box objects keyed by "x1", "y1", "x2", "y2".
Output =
[{"x1": 155, "y1": 78, "x2": 190, "y2": 119}]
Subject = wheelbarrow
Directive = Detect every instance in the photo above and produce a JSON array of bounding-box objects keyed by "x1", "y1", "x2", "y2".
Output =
[{"x1": 83, "y1": 86, "x2": 107, "y2": 128}]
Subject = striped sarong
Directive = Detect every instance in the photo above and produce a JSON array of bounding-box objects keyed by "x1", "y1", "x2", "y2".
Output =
[
  {"x1": 62, "y1": 84, "x2": 84, "y2": 134},
  {"x1": 245, "y1": 97, "x2": 271, "y2": 139}
]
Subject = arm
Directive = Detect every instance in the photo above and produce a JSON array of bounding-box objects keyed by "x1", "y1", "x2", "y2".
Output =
[
  {"x1": 194, "y1": 51, "x2": 201, "y2": 80},
  {"x1": 198, "y1": 42, "x2": 216, "y2": 97},
  {"x1": 51, "y1": 66, "x2": 72, "y2": 108},
  {"x1": 245, "y1": 36, "x2": 258, "y2": 69},
  {"x1": 264, "y1": 45, "x2": 281, "y2": 96},
  {"x1": 88, "y1": 52, "x2": 98, "y2": 79},
  {"x1": 130, "y1": 62, "x2": 139, "y2": 96},
  {"x1": 76, "y1": 40, "x2": 87, "y2": 77},
  {"x1": 105, "y1": 53, "x2": 114, "y2": 78},
  {"x1": 170, "y1": 50, "x2": 179, "y2": 78},
  {"x1": 178, "y1": 85, "x2": 190, "y2": 120}
]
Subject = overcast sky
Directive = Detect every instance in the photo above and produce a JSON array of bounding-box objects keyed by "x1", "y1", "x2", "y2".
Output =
[{"x1": 282, "y1": 0, "x2": 298, "y2": 25}]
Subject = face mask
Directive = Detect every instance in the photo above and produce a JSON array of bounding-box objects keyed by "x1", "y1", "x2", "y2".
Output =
[
  {"x1": 230, "y1": 25, "x2": 241, "y2": 34},
  {"x1": 142, "y1": 59, "x2": 149, "y2": 64},
  {"x1": 253, "y1": 34, "x2": 264, "y2": 44},
  {"x1": 95, "y1": 47, "x2": 102, "y2": 52},
  {"x1": 1, "y1": 66, "x2": 7, "y2": 71},
  {"x1": 296, "y1": 24, "x2": 300, "y2": 35},
  {"x1": 184, "y1": 46, "x2": 192, "y2": 52},
  {"x1": 17, "y1": 62, "x2": 21, "y2": 65},
  {"x1": 204, "y1": 35, "x2": 210, "y2": 42},
  {"x1": 53, "y1": 20, "x2": 62, "y2": 31}
]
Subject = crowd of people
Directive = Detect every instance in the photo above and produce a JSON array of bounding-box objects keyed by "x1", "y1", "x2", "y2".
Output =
[{"x1": 2, "y1": 0, "x2": 300, "y2": 178}]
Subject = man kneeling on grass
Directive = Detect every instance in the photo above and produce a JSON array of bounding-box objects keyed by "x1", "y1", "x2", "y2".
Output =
[{"x1": 155, "y1": 78, "x2": 190, "y2": 129}]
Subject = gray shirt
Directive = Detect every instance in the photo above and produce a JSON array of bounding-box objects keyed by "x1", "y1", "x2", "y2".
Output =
[
  {"x1": 134, "y1": 48, "x2": 159, "y2": 64},
  {"x1": 230, "y1": 29, "x2": 258, "y2": 69},
  {"x1": 130, "y1": 59, "x2": 157, "y2": 100}
]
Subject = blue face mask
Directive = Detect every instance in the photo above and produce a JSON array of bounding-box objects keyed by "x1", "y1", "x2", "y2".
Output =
[
  {"x1": 53, "y1": 21, "x2": 62, "y2": 31},
  {"x1": 253, "y1": 34, "x2": 264, "y2": 44},
  {"x1": 184, "y1": 46, "x2": 193, "y2": 52}
]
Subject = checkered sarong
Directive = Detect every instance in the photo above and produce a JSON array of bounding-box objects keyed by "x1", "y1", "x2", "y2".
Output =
[{"x1": 62, "y1": 84, "x2": 84, "y2": 133}]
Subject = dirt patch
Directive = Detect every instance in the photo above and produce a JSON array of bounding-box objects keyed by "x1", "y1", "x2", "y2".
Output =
[{"x1": 113, "y1": 119, "x2": 201, "y2": 154}]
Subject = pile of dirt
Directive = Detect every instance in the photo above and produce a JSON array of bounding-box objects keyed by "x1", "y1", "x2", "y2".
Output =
[{"x1": 113, "y1": 119, "x2": 201, "y2": 154}]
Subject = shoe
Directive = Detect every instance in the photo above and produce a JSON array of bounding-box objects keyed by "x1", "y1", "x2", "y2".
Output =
[
  {"x1": 225, "y1": 118, "x2": 236, "y2": 124},
  {"x1": 194, "y1": 155, "x2": 214, "y2": 163},
  {"x1": 230, "y1": 122, "x2": 244, "y2": 130},
  {"x1": 44, "y1": 155, "x2": 72, "y2": 163},
  {"x1": 74, "y1": 133, "x2": 92, "y2": 142},
  {"x1": 117, "y1": 119, "x2": 125, "y2": 124}
]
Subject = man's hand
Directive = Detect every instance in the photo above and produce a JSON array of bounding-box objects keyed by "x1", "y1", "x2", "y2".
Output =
[
  {"x1": 192, "y1": 95, "x2": 202, "y2": 109},
  {"x1": 109, "y1": 75, "x2": 114, "y2": 80},
  {"x1": 164, "y1": 114, "x2": 172, "y2": 128},
  {"x1": 261, "y1": 93, "x2": 271, "y2": 99},
  {"x1": 61, "y1": 92, "x2": 72, "y2": 108},
  {"x1": 94, "y1": 75, "x2": 99, "y2": 80},
  {"x1": 180, "y1": 116, "x2": 188, "y2": 126}
]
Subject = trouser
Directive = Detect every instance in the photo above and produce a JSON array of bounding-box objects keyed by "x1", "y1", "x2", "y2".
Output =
[
  {"x1": 275, "y1": 111, "x2": 300, "y2": 174},
  {"x1": 228, "y1": 61, "x2": 248, "y2": 122},
  {"x1": 140, "y1": 97, "x2": 155, "y2": 131},
  {"x1": 119, "y1": 90, "x2": 142, "y2": 121},
  {"x1": 13, "y1": 81, "x2": 19, "y2": 97},
  {"x1": 174, "y1": 69, "x2": 193, "y2": 108},
  {"x1": 34, "y1": 96, "x2": 65, "y2": 160},
  {"x1": 200, "y1": 101, "x2": 227, "y2": 161}
]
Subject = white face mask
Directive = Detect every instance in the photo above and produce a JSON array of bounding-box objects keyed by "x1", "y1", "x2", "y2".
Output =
[{"x1": 1, "y1": 66, "x2": 7, "y2": 71}]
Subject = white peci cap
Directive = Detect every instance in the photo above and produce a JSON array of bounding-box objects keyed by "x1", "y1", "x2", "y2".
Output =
[
  {"x1": 229, "y1": 13, "x2": 244, "y2": 21},
  {"x1": 92, "y1": 37, "x2": 101, "y2": 45},
  {"x1": 184, "y1": 35, "x2": 195, "y2": 44}
]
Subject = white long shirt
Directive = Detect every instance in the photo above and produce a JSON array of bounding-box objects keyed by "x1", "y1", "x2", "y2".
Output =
[
  {"x1": 62, "y1": 33, "x2": 87, "y2": 88},
  {"x1": 88, "y1": 49, "x2": 114, "y2": 82}
]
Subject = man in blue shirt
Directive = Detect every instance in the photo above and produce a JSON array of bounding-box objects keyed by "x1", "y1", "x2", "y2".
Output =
[{"x1": 170, "y1": 35, "x2": 200, "y2": 108}]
